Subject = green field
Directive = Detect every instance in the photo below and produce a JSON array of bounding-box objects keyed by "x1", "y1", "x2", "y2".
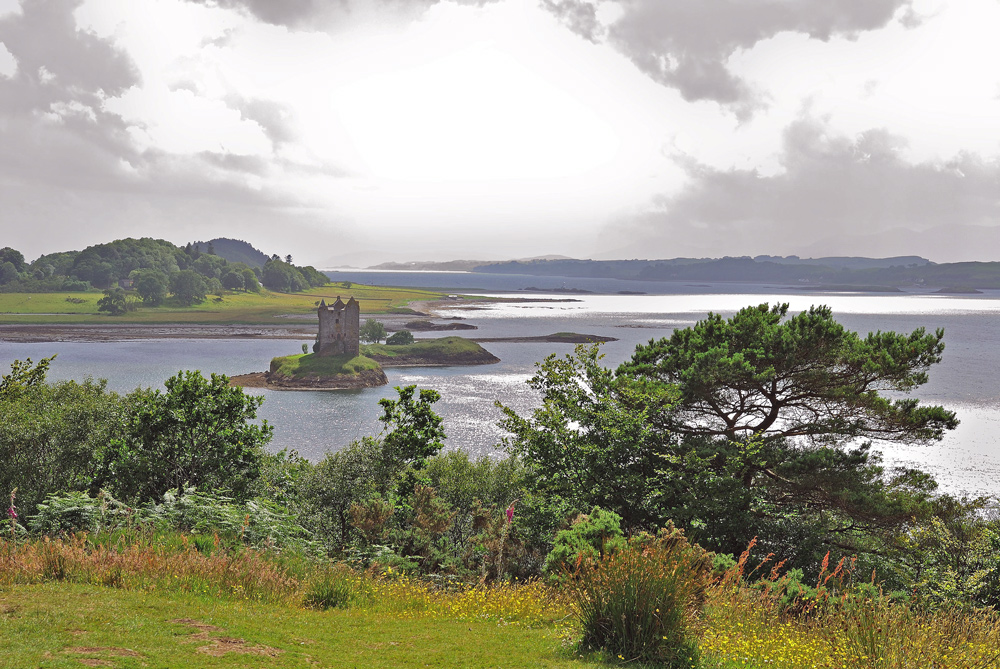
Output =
[
  {"x1": 0, "y1": 583, "x2": 596, "y2": 669},
  {"x1": 270, "y1": 353, "x2": 383, "y2": 377},
  {"x1": 0, "y1": 283, "x2": 444, "y2": 325}
]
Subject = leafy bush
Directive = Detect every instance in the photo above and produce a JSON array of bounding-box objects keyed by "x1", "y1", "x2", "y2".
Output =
[
  {"x1": 29, "y1": 488, "x2": 319, "y2": 555},
  {"x1": 544, "y1": 507, "x2": 626, "y2": 576},
  {"x1": 386, "y1": 330, "x2": 414, "y2": 345},
  {"x1": 568, "y1": 524, "x2": 713, "y2": 666}
]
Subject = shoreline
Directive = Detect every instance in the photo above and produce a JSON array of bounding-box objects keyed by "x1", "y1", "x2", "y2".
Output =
[{"x1": 0, "y1": 297, "x2": 577, "y2": 343}]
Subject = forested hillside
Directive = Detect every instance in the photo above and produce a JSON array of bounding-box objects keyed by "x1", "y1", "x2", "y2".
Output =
[{"x1": 0, "y1": 237, "x2": 328, "y2": 303}]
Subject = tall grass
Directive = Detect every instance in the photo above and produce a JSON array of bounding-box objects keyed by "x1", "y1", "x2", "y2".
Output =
[
  {"x1": 566, "y1": 527, "x2": 713, "y2": 667},
  {"x1": 700, "y1": 541, "x2": 1000, "y2": 669},
  {"x1": 0, "y1": 532, "x2": 302, "y2": 603},
  {"x1": 0, "y1": 532, "x2": 571, "y2": 627}
]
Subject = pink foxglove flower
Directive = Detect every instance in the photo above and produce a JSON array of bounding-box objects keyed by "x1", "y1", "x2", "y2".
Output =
[{"x1": 505, "y1": 500, "x2": 517, "y2": 524}]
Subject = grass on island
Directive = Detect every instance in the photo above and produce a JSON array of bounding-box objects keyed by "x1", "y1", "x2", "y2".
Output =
[
  {"x1": 269, "y1": 353, "x2": 382, "y2": 378},
  {"x1": 0, "y1": 282, "x2": 445, "y2": 325},
  {"x1": 362, "y1": 336, "x2": 486, "y2": 358}
]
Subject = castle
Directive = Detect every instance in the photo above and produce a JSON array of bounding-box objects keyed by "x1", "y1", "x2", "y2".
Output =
[{"x1": 315, "y1": 296, "x2": 360, "y2": 356}]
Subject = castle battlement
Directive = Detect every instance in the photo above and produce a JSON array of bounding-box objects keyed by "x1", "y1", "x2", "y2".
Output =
[{"x1": 315, "y1": 296, "x2": 360, "y2": 357}]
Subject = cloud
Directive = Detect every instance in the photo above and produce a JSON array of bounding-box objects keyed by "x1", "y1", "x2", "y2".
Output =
[
  {"x1": 181, "y1": 0, "x2": 502, "y2": 30},
  {"x1": 608, "y1": 117, "x2": 1000, "y2": 261},
  {"x1": 0, "y1": 0, "x2": 346, "y2": 260},
  {"x1": 542, "y1": 0, "x2": 912, "y2": 112}
]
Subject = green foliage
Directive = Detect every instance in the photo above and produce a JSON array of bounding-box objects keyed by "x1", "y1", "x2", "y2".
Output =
[
  {"x1": 544, "y1": 507, "x2": 626, "y2": 575},
  {"x1": 71, "y1": 238, "x2": 181, "y2": 288},
  {"x1": 621, "y1": 303, "x2": 958, "y2": 444},
  {"x1": 100, "y1": 370, "x2": 272, "y2": 504},
  {"x1": 241, "y1": 267, "x2": 261, "y2": 292},
  {"x1": 502, "y1": 305, "x2": 960, "y2": 576},
  {"x1": 378, "y1": 385, "x2": 446, "y2": 474},
  {"x1": 499, "y1": 344, "x2": 679, "y2": 530},
  {"x1": 28, "y1": 490, "x2": 135, "y2": 536},
  {"x1": 168, "y1": 269, "x2": 207, "y2": 305},
  {"x1": 569, "y1": 525, "x2": 712, "y2": 666},
  {"x1": 96, "y1": 287, "x2": 128, "y2": 315},
  {"x1": 0, "y1": 355, "x2": 55, "y2": 400},
  {"x1": 260, "y1": 258, "x2": 322, "y2": 292},
  {"x1": 361, "y1": 318, "x2": 387, "y2": 344},
  {"x1": 222, "y1": 268, "x2": 245, "y2": 290},
  {"x1": 132, "y1": 268, "x2": 169, "y2": 305},
  {"x1": 295, "y1": 437, "x2": 398, "y2": 551},
  {"x1": 0, "y1": 260, "x2": 20, "y2": 284},
  {"x1": 894, "y1": 506, "x2": 1000, "y2": 608},
  {"x1": 0, "y1": 359, "x2": 122, "y2": 514},
  {"x1": 386, "y1": 329, "x2": 414, "y2": 345},
  {"x1": 423, "y1": 450, "x2": 525, "y2": 555},
  {"x1": 303, "y1": 566, "x2": 360, "y2": 609},
  {"x1": 29, "y1": 488, "x2": 318, "y2": 554},
  {"x1": 0, "y1": 246, "x2": 27, "y2": 272}
]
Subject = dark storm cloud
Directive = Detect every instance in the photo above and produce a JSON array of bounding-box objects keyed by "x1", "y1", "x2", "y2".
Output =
[
  {"x1": 543, "y1": 0, "x2": 912, "y2": 111},
  {"x1": 612, "y1": 118, "x2": 1000, "y2": 260}
]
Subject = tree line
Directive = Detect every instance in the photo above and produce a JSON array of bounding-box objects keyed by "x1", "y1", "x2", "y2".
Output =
[{"x1": 0, "y1": 238, "x2": 329, "y2": 305}]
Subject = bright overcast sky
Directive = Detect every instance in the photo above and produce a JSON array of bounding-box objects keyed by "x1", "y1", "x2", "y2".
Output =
[{"x1": 1, "y1": 0, "x2": 998, "y2": 266}]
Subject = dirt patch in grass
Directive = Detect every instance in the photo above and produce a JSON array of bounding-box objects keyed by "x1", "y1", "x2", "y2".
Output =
[
  {"x1": 65, "y1": 646, "x2": 142, "y2": 657},
  {"x1": 170, "y1": 618, "x2": 222, "y2": 632},
  {"x1": 172, "y1": 618, "x2": 282, "y2": 657}
]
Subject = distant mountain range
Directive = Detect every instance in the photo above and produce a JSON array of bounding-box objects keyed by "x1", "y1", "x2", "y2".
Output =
[
  {"x1": 361, "y1": 254, "x2": 1000, "y2": 290},
  {"x1": 474, "y1": 256, "x2": 1000, "y2": 290}
]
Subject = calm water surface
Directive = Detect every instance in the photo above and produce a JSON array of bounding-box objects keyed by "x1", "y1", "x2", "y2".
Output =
[{"x1": 3, "y1": 285, "x2": 998, "y2": 496}]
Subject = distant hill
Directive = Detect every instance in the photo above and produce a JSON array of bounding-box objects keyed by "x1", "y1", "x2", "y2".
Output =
[
  {"x1": 189, "y1": 238, "x2": 270, "y2": 268},
  {"x1": 368, "y1": 255, "x2": 575, "y2": 272},
  {"x1": 471, "y1": 256, "x2": 1000, "y2": 289},
  {"x1": 751, "y1": 255, "x2": 930, "y2": 270}
]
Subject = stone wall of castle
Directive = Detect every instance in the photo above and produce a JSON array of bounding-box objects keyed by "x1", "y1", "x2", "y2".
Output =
[{"x1": 316, "y1": 296, "x2": 360, "y2": 357}]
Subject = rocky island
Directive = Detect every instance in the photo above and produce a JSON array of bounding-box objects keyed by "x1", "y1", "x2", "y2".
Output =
[{"x1": 229, "y1": 298, "x2": 498, "y2": 390}]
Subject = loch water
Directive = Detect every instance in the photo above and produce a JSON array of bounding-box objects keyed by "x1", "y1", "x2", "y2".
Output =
[{"x1": 3, "y1": 275, "x2": 999, "y2": 497}]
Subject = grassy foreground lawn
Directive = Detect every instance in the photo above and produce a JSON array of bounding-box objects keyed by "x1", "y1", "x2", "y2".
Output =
[
  {"x1": 0, "y1": 283, "x2": 444, "y2": 325},
  {"x1": 0, "y1": 583, "x2": 598, "y2": 669},
  {"x1": 270, "y1": 353, "x2": 382, "y2": 377}
]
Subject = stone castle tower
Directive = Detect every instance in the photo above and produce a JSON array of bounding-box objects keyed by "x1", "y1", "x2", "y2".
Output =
[{"x1": 315, "y1": 296, "x2": 360, "y2": 356}]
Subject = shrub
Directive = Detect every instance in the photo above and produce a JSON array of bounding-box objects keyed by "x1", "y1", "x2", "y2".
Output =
[
  {"x1": 568, "y1": 524, "x2": 713, "y2": 666},
  {"x1": 386, "y1": 330, "x2": 414, "y2": 345},
  {"x1": 544, "y1": 507, "x2": 625, "y2": 576},
  {"x1": 303, "y1": 565, "x2": 361, "y2": 609}
]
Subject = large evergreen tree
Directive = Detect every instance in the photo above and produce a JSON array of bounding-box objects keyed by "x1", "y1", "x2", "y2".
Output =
[{"x1": 502, "y1": 304, "x2": 959, "y2": 570}]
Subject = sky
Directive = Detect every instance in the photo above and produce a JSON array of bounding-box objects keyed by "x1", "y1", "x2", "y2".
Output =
[{"x1": 0, "y1": 0, "x2": 998, "y2": 266}]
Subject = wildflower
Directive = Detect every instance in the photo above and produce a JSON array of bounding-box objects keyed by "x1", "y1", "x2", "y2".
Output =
[{"x1": 506, "y1": 500, "x2": 517, "y2": 524}]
